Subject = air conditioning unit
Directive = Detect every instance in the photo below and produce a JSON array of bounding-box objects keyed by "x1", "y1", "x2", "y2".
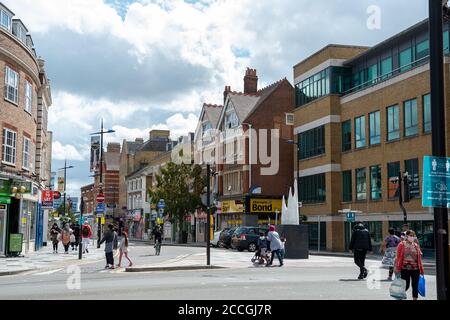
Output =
[{"x1": 286, "y1": 113, "x2": 294, "y2": 126}]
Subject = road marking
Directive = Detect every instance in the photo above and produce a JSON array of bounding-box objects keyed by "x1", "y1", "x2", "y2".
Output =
[{"x1": 33, "y1": 268, "x2": 64, "y2": 276}]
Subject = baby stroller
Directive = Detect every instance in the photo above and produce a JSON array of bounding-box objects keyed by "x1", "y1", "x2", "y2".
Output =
[{"x1": 251, "y1": 247, "x2": 271, "y2": 266}]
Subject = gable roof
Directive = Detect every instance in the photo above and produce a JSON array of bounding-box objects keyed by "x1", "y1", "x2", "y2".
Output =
[{"x1": 203, "y1": 104, "x2": 223, "y2": 127}]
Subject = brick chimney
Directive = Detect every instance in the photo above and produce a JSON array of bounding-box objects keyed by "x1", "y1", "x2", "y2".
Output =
[
  {"x1": 244, "y1": 68, "x2": 258, "y2": 94},
  {"x1": 223, "y1": 85, "x2": 231, "y2": 104},
  {"x1": 107, "y1": 142, "x2": 120, "y2": 153}
]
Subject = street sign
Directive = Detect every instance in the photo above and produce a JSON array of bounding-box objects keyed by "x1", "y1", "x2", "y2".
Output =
[
  {"x1": 96, "y1": 194, "x2": 105, "y2": 203},
  {"x1": 346, "y1": 212, "x2": 356, "y2": 222},
  {"x1": 157, "y1": 199, "x2": 165, "y2": 209},
  {"x1": 422, "y1": 156, "x2": 450, "y2": 208},
  {"x1": 96, "y1": 203, "x2": 105, "y2": 213},
  {"x1": 42, "y1": 190, "x2": 53, "y2": 209}
]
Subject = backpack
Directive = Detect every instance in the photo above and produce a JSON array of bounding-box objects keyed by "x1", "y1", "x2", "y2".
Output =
[{"x1": 82, "y1": 226, "x2": 90, "y2": 237}]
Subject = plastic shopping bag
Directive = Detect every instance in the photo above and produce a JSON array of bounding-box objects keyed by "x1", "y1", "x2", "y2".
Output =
[
  {"x1": 390, "y1": 276, "x2": 407, "y2": 300},
  {"x1": 418, "y1": 275, "x2": 426, "y2": 297}
]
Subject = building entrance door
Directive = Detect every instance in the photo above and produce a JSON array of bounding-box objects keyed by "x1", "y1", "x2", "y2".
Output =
[{"x1": 0, "y1": 204, "x2": 7, "y2": 255}]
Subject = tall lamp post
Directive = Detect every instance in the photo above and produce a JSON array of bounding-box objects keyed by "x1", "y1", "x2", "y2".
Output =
[
  {"x1": 90, "y1": 119, "x2": 115, "y2": 248},
  {"x1": 58, "y1": 160, "x2": 74, "y2": 221},
  {"x1": 429, "y1": 0, "x2": 449, "y2": 301}
]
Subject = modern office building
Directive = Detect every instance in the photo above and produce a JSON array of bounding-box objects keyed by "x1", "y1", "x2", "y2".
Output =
[{"x1": 293, "y1": 19, "x2": 450, "y2": 255}]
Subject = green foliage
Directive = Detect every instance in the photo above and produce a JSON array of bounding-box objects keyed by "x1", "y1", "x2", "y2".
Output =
[{"x1": 148, "y1": 162, "x2": 206, "y2": 230}]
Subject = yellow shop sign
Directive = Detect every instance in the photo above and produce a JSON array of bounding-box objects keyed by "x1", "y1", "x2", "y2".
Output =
[
  {"x1": 221, "y1": 200, "x2": 244, "y2": 214},
  {"x1": 250, "y1": 199, "x2": 282, "y2": 213}
]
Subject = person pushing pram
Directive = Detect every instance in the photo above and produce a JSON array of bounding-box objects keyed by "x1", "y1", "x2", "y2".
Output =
[{"x1": 252, "y1": 232, "x2": 271, "y2": 265}]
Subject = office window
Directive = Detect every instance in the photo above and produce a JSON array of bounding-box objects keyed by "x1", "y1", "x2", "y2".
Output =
[
  {"x1": 405, "y1": 159, "x2": 420, "y2": 199},
  {"x1": 416, "y1": 40, "x2": 429, "y2": 60},
  {"x1": 299, "y1": 126, "x2": 325, "y2": 159},
  {"x1": 0, "y1": 9, "x2": 11, "y2": 30},
  {"x1": 2, "y1": 128, "x2": 17, "y2": 165},
  {"x1": 444, "y1": 31, "x2": 449, "y2": 54},
  {"x1": 22, "y1": 137, "x2": 31, "y2": 170},
  {"x1": 369, "y1": 111, "x2": 381, "y2": 145},
  {"x1": 387, "y1": 105, "x2": 400, "y2": 141},
  {"x1": 299, "y1": 174, "x2": 326, "y2": 204},
  {"x1": 423, "y1": 94, "x2": 431, "y2": 133},
  {"x1": 356, "y1": 168, "x2": 367, "y2": 201},
  {"x1": 404, "y1": 99, "x2": 418, "y2": 137},
  {"x1": 387, "y1": 162, "x2": 400, "y2": 200},
  {"x1": 25, "y1": 81, "x2": 32, "y2": 114},
  {"x1": 367, "y1": 64, "x2": 378, "y2": 84},
  {"x1": 5, "y1": 66, "x2": 19, "y2": 104},
  {"x1": 342, "y1": 170, "x2": 352, "y2": 202},
  {"x1": 342, "y1": 120, "x2": 352, "y2": 152},
  {"x1": 399, "y1": 48, "x2": 413, "y2": 72},
  {"x1": 355, "y1": 116, "x2": 366, "y2": 148},
  {"x1": 295, "y1": 68, "x2": 330, "y2": 107},
  {"x1": 381, "y1": 57, "x2": 393, "y2": 80},
  {"x1": 370, "y1": 165, "x2": 382, "y2": 200}
]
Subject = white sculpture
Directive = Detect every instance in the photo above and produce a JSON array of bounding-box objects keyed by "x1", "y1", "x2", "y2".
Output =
[{"x1": 281, "y1": 178, "x2": 299, "y2": 225}]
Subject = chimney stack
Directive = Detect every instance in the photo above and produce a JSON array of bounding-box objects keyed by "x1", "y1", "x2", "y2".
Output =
[
  {"x1": 244, "y1": 68, "x2": 258, "y2": 94},
  {"x1": 223, "y1": 85, "x2": 231, "y2": 104}
]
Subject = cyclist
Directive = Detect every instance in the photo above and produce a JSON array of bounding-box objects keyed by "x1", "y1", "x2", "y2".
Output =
[{"x1": 152, "y1": 225, "x2": 162, "y2": 255}]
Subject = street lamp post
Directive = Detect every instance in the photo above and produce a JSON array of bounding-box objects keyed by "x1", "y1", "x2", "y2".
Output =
[
  {"x1": 58, "y1": 160, "x2": 74, "y2": 221},
  {"x1": 429, "y1": 0, "x2": 450, "y2": 301},
  {"x1": 90, "y1": 119, "x2": 115, "y2": 248}
]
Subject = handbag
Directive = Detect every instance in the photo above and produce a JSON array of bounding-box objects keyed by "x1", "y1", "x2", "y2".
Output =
[
  {"x1": 418, "y1": 275, "x2": 426, "y2": 297},
  {"x1": 390, "y1": 275, "x2": 407, "y2": 300}
]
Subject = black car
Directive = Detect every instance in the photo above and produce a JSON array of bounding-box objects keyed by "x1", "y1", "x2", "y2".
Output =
[
  {"x1": 218, "y1": 227, "x2": 236, "y2": 249},
  {"x1": 231, "y1": 226, "x2": 269, "y2": 252}
]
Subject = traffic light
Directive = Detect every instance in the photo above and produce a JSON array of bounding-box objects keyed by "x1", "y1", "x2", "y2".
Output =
[{"x1": 403, "y1": 175, "x2": 411, "y2": 203}]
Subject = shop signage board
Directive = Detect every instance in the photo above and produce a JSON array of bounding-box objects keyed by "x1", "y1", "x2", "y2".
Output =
[
  {"x1": 10, "y1": 180, "x2": 32, "y2": 194},
  {"x1": 250, "y1": 199, "x2": 282, "y2": 213},
  {"x1": 221, "y1": 200, "x2": 244, "y2": 214},
  {"x1": 0, "y1": 179, "x2": 11, "y2": 196},
  {"x1": 422, "y1": 156, "x2": 450, "y2": 208},
  {"x1": 42, "y1": 190, "x2": 53, "y2": 209},
  {"x1": 0, "y1": 196, "x2": 10, "y2": 204},
  {"x1": 9, "y1": 233, "x2": 23, "y2": 253}
]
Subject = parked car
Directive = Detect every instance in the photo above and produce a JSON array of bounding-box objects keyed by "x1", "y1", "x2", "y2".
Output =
[
  {"x1": 211, "y1": 230, "x2": 222, "y2": 247},
  {"x1": 218, "y1": 227, "x2": 236, "y2": 249},
  {"x1": 231, "y1": 226, "x2": 269, "y2": 252}
]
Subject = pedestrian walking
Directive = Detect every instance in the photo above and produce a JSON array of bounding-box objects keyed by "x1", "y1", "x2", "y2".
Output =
[
  {"x1": 117, "y1": 231, "x2": 133, "y2": 268},
  {"x1": 349, "y1": 221, "x2": 373, "y2": 280},
  {"x1": 81, "y1": 221, "x2": 92, "y2": 254},
  {"x1": 100, "y1": 224, "x2": 117, "y2": 269},
  {"x1": 70, "y1": 231, "x2": 76, "y2": 251},
  {"x1": 381, "y1": 228, "x2": 401, "y2": 280},
  {"x1": 395, "y1": 230, "x2": 424, "y2": 300},
  {"x1": 61, "y1": 225, "x2": 71, "y2": 254},
  {"x1": 72, "y1": 222, "x2": 81, "y2": 250},
  {"x1": 266, "y1": 225, "x2": 284, "y2": 267},
  {"x1": 50, "y1": 223, "x2": 60, "y2": 253}
]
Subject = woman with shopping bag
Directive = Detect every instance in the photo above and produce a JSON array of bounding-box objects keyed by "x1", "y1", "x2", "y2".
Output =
[
  {"x1": 394, "y1": 230, "x2": 424, "y2": 300},
  {"x1": 381, "y1": 228, "x2": 400, "y2": 280}
]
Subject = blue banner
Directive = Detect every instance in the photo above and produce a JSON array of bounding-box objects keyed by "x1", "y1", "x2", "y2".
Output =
[{"x1": 422, "y1": 156, "x2": 450, "y2": 208}]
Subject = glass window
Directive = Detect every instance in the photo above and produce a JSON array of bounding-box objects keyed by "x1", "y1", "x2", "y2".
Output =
[
  {"x1": 399, "y1": 48, "x2": 413, "y2": 72},
  {"x1": 295, "y1": 68, "x2": 333, "y2": 107},
  {"x1": 342, "y1": 170, "x2": 352, "y2": 202},
  {"x1": 423, "y1": 94, "x2": 431, "y2": 133},
  {"x1": 367, "y1": 64, "x2": 378, "y2": 84},
  {"x1": 416, "y1": 40, "x2": 429, "y2": 61},
  {"x1": 356, "y1": 168, "x2": 367, "y2": 201},
  {"x1": 5, "y1": 66, "x2": 19, "y2": 104},
  {"x1": 387, "y1": 105, "x2": 400, "y2": 141},
  {"x1": 25, "y1": 81, "x2": 33, "y2": 114},
  {"x1": 381, "y1": 57, "x2": 393, "y2": 80},
  {"x1": 404, "y1": 99, "x2": 418, "y2": 137},
  {"x1": 2, "y1": 128, "x2": 17, "y2": 165},
  {"x1": 405, "y1": 158, "x2": 420, "y2": 199},
  {"x1": 225, "y1": 111, "x2": 239, "y2": 129},
  {"x1": 355, "y1": 116, "x2": 366, "y2": 148},
  {"x1": 299, "y1": 174, "x2": 326, "y2": 204},
  {"x1": 369, "y1": 111, "x2": 380, "y2": 145},
  {"x1": 22, "y1": 137, "x2": 31, "y2": 170},
  {"x1": 342, "y1": 120, "x2": 352, "y2": 152},
  {"x1": 444, "y1": 31, "x2": 449, "y2": 54},
  {"x1": 299, "y1": 126, "x2": 325, "y2": 160},
  {"x1": 387, "y1": 162, "x2": 400, "y2": 200},
  {"x1": 370, "y1": 165, "x2": 382, "y2": 200},
  {"x1": 0, "y1": 10, "x2": 11, "y2": 30}
]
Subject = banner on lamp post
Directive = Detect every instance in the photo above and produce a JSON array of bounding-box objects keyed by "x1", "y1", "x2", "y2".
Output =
[
  {"x1": 57, "y1": 170, "x2": 65, "y2": 193},
  {"x1": 90, "y1": 136, "x2": 101, "y2": 173}
]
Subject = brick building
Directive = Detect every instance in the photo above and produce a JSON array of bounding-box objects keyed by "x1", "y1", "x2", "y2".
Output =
[
  {"x1": 293, "y1": 19, "x2": 450, "y2": 255},
  {"x1": 0, "y1": 2, "x2": 52, "y2": 255},
  {"x1": 80, "y1": 183, "x2": 95, "y2": 216}
]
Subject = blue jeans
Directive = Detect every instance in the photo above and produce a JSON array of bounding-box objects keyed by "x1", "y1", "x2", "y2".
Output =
[{"x1": 269, "y1": 249, "x2": 283, "y2": 265}]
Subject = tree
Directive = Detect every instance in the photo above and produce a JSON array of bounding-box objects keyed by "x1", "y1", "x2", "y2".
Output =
[{"x1": 148, "y1": 162, "x2": 206, "y2": 243}]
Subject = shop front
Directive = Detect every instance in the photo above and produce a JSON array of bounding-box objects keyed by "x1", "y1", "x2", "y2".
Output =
[
  {"x1": 127, "y1": 208, "x2": 144, "y2": 240},
  {"x1": 218, "y1": 199, "x2": 244, "y2": 229},
  {"x1": 245, "y1": 197, "x2": 283, "y2": 226}
]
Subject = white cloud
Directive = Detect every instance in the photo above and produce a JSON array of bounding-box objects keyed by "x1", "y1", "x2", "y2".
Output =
[{"x1": 52, "y1": 141, "x2": 86, "y2": 161}]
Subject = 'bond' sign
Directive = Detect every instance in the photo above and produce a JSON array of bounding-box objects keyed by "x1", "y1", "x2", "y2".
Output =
[{"x1": 422, "y1": 156, "x2": 450, "y2": 208}]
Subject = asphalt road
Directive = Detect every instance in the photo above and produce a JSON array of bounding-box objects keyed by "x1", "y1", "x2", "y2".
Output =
[{"x1": 0, "y1": 244, "x2": 437, "y2": 300}]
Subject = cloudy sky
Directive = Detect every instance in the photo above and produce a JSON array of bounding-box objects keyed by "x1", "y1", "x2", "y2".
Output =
[{"x1": 2, "y1": 0, "x2": 429, "y2": 198}]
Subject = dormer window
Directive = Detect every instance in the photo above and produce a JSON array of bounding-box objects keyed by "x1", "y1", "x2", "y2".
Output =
[
  {"x1": 0, "y1": 9, "x2": 11, "y2": 31},
  {"x1": 12, "y1": 21, "x2": 27, "y2": 44},
  {"x1": 225, "y1": 111, "x2": 239, "y2": 129}
]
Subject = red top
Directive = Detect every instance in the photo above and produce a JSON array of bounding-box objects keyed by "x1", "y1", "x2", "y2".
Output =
[
  {"x1": 82, "y1": 225, "x2": 93, "y2": 239},
  {"x1": 395, "y1": 241, "x2": 424, "y2": 274}
]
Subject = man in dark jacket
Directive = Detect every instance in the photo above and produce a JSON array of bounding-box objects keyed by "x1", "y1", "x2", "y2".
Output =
[
  {"x1": 100, "y1": 224, "x2": 117, "y2": 269},
  {"x1": 349, "y1": 221, "x2": 373, "y2": 280}
]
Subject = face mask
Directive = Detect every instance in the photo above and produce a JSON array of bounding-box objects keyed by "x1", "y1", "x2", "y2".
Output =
[
  {"x1": 407, "y1": 236, "x2": 415, "y2": 242},
  {"x1": 260, "y1": 236, "x2": 265, "y2": 240}
]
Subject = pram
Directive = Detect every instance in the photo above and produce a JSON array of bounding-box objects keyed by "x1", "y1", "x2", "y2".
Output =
[{"x1": 251, "y1": 248, "x2": 271, "y2": 265}]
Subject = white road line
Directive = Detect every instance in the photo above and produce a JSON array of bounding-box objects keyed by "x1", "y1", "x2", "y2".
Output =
[{"x1": 33, "y1": 268, "x2": 64, "y2": 276}]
